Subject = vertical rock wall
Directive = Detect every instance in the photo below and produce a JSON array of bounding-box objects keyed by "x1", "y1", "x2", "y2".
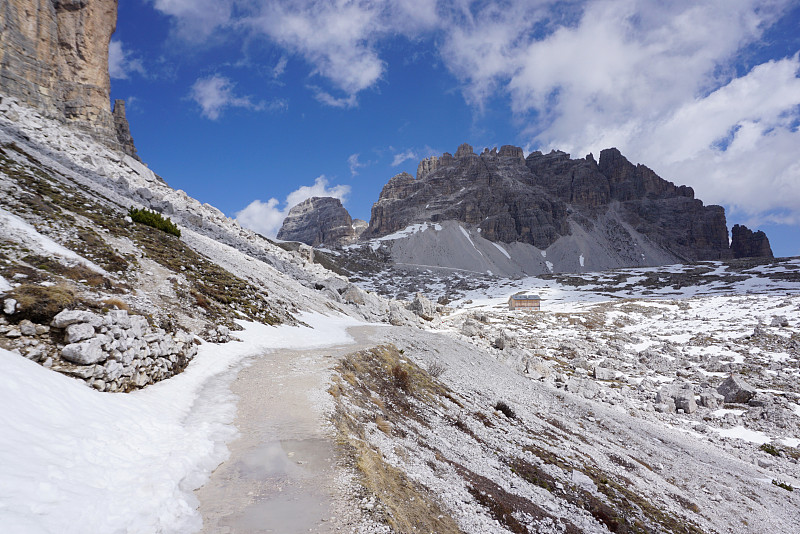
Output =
[{"x1": 0, "y1": 0, "x2": 120, "y2": 149}]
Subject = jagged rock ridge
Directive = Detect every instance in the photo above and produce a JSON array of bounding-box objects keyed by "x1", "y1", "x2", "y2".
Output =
[
  {"x1": 366, "y1": 144, "x2": 771, "y2": 262},
  {"x1": 0, "y1": 0, "x2": 137, "y2": 156},
  {"x1": 731, "y1": 224, "x2": 773, "y2": 259}
]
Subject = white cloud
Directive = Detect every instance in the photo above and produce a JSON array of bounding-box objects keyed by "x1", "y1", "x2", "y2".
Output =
[
  {"x1": 108, "y1": 40, "x2": 145, "y2": 79},
  {"x1": 311, "y1": 87, "x2": 359, "y2": 108},
  {"x1": 348, "y1": 153, "x2": 366, "y2": 176},
  {"x1": 391, "y1": 149, "x2": 417, "y2": 167},
  {"x1": 150, "y1": 0, "x2": 234, "y2": 40},
  {"x1": 434, "y1": 0, "x2": 799, "y2": 224},
  {"x1": 250, "y1": 0, "x2": 386, "y2": 102},
  {"x1": 156, "y1": 1, "x2": 800, "y2": 224},
  {"x1": 189, "y1": 75, "x2": 287, "y2": 119},
  {"x1": 235, "y1": 176, "x2": 351, "y2": 237},
  {"x1": 273, "y1": 56, "x2": 288, "y2": 78}
]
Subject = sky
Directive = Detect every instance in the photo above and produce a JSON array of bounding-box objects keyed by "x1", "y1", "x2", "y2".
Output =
[{"x1": 109, "y1": 0, "x2": 800, "y2": 258}]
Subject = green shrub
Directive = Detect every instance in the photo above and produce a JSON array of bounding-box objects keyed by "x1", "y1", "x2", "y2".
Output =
[
  {"x1": 760, "y1": 443, "x2": 780, "y2": 456},
  {"x1": 128, "y1": 207, "x2": 181, "y2": 237},
  {"x1": 772, "y1": 479, "x2": 793, "y2": 492},
  {"x1": 495, "y1": 401, "x2": 516, "y2": 419}
]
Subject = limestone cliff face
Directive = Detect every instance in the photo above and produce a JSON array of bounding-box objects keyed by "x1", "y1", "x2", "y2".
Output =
[
  {"x1": 277, "y1": 197, "x2": 358, "y2": 246},
  {"x1": 364, "y1": 144, "x2": 763, "y2": 262},
  {"x1": 112, "y1": 99, "x2": 138, "y2": 160},
  {"x1": 730, "y1": 224, "x2": 773, "y2": 259},
  {"x1": 0, "y1": 0, "x2": 123, "y2": 150}
]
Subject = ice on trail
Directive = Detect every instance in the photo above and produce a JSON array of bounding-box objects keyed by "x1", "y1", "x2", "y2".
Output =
[{"x1": 0, "y1": 313, "x2": 362, "y2": 534}]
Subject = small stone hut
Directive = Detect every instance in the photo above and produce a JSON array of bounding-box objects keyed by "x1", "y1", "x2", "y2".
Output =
[{"x1": 508, "y1": 293, "x2": 541, "y2": 311}]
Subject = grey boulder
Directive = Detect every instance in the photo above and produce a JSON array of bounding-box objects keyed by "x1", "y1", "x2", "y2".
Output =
[
  {"x1": 717, "y1": 374, "x2": 756, "y2": 404},
  {"x1": 62, "y1": 336, "x2": 110, "y2": 365}
]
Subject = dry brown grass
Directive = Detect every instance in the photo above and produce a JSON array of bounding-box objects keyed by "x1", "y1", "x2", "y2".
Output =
[
  {"x1": 103, "y1": 297, "x2": 130, "y2": 311},
  {"x1": 344, "y1": 420, "x2": 460, "y2": 534},
  {"x1": 9, "y1": 283, "x2": 76, "y2": 323},
  {"x1": 376, "y1": 416, "x2": 391, "y2": 434},
  {"x1": 330, "y1": 345, "x2": 462, "y2": 533}
]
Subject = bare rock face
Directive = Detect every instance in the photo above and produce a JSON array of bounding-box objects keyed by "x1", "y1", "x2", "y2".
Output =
[
  {"x1": 730, "y1": 224, "x2": 773, "y2": 259},
  {"x1": 112, "y1": 99, "x2": 139, "y2": 160},
  {"x1": 417, "y1": 155, "x2": 439, "y2": 180},
  {"x1": 277, "y1": 197, "x2": 357, "y2": 246},
  {"x1": 0, "y1": 0, "x2": 133, "y2": 153},
  {"x1": 364, "y1": 143, "x2": 749, "y2": 262}
]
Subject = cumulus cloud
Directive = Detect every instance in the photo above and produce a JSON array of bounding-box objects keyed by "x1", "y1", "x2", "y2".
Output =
[
  {"x1": 108, "y1": 40, "x2": 145, "y2": 79},
  {"x1": 249, "y1": 1, "x2": 386, "y2": 101},
  {"x1": 434, "y1": 0, "x2": 799, "y2": 224},
  {"x1": 235, "y1": 176, "x2": 351, "y2": 237},
  {"x1": 189, "y1": 75, "x2": 286, "y2": 119}
]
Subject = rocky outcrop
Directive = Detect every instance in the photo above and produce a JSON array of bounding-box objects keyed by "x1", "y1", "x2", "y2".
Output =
[
  {"x1": 417, "y1": 155, "x2": 439, "y2": 180},
  {"x1": 730, "y1": 224, "x2": 773, "y2": 259},
  {"x1": 363, "y1": 143, "x2": 762, "y2": 262},
  {"x1": 277, "y1": 196, "x2": 357, "y2": 246},
  {"x1": 112, "y1": 99, "x2": 139, "y2": 160},
  {"x1": 0, "y1": 0, "x2": 136, "y2": 154}
]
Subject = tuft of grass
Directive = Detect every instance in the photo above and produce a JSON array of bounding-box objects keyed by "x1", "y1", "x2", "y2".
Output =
[
  {"x1": 426, "y1": 359, "x2": 447, "y2": 378},
  {"x1": 495, "y1": 400, "x2": 516, "y2": 419},
  {"x1": 8, "y1": 283, "x2": 76, "y2": 323},
  {"x1": 376, "y1": 416, "x2": 391, "y2": 434},
  {"x1": 128, "y1": 207, "x2": 181, "y2": 237},
  {"x1": 103, "y1": 297, "x2": 129, "y2": 311},
  {"x1": 392, "y1": 364, "x2": 412, "y2": 393}
]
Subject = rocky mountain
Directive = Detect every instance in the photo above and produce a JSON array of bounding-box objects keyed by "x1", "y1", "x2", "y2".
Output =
[
  {"x1": 731, "y1": 223, "x2": 773, "y2": 259},
  {"x1": 367, "y1": 143, "x2": 767, "y2": 263},
  {"x1": 0, "y1": 0, "x2": 137, "y2": 158},
  {"x1": 277, "y1": 196, "x2": 364, "y2": 246},
  {"x1": 278, "y1": 143, "x2": 772, "y2": 285}
]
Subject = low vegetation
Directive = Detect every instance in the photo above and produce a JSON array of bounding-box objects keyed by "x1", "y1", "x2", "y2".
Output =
[
  {"x1": 128, "y1": 207, "x2": 181, "y2": 237},
  {"x1": 772, "y1": 480, "x2": 794, "y2": 492},
  {"x1": 8, "y1": 283, "x2": 76, "y2": 323}
]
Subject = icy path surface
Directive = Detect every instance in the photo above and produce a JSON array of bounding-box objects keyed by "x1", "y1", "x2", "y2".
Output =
[
  {"x1": 0, "y1": 313, "x2": 363, "y2": 534},
  {"x1": 196, "y1": 325, "x2": 386, "y2": 533}
]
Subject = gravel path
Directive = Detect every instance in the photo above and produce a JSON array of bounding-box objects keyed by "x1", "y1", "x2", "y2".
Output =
[{"x1": 195, "y1": 325, "x2": 387, "y2": 533}]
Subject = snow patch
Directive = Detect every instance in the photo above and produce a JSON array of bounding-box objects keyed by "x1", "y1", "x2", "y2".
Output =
[
  {"x1": 0, "y1": 275, "x2": 10, "y2": 293},
  {"x1": 0, "y1": 207, "x2": 107, "y2": 274},
  {"x1": 710, "y1": 425, "x2": 771, "y2": 445},
  {"x1": 579, "y1": 254, "x2": 585, "y2": 267},
  {"x1": 491, "y1": 242, "x2": 511, "y2": 259},
  {"x1": 0, "y1": 313, "x2": 362, "y2": 533}
]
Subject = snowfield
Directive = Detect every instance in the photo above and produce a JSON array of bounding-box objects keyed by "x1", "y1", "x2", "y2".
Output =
[{"x1": 0, "y1": 313, "x2": 362, "y2": 534}]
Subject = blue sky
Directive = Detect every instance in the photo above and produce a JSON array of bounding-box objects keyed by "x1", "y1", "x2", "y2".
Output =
[{"x1": 110, "y1": 1, "x2": 800, "y2": 257}]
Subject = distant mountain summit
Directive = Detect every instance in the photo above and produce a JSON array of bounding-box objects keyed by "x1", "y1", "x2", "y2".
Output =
[
  {"x1": 279, "y1": 143, "x2": 772, "y2": 277},
  {"x1": 278, "y1": 197, "x2": 365, "y2": 246}
]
